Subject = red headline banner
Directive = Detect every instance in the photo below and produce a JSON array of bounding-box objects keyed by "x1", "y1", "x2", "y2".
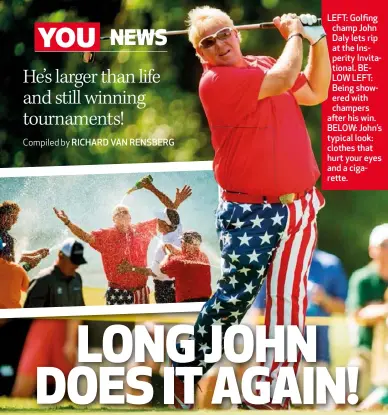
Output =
[{"x1": 34, "y1": 22, "x2": 100, "y2": 52}]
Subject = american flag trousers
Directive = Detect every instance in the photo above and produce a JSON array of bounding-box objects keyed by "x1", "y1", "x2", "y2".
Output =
[
  {"x1": 105, "y1": 285, "x2": 150, "y2": 305},
  {"x1": 175, "y1": 187, "x2": 325, "y2": 398}
]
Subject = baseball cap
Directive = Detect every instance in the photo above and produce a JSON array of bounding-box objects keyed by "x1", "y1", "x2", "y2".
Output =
[
  {"x1": 369, "y1": 224, "x2": 388, "y2": 247},
  {"x1": 181, "y1": 231, "x2": 202, "y2": 245},
  {"x1": 154, "y1": 208, "x2": 180, "y2": 227},
  {"x1": 60, "y1": 238, "x2": 87, "y2": 265}
]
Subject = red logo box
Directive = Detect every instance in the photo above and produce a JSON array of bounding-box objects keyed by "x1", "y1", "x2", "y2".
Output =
[{"x1": 34, "y1": 22, "x2": 100, "y2": 52}]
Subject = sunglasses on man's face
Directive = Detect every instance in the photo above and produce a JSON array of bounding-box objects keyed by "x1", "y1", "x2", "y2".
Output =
[
  {"x1": 199, "y1": 27, "x2": 234, "y2": 49},
  {"x1": 115, "y1": 210, "x2": 129, "y2": 217}
]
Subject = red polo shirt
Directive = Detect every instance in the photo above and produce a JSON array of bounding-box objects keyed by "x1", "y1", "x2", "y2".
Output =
[
  {"x1": 199, "y1": 55, "x2": 320, "y2": 196},
  {"x1": 90, "y1": 219, "x2": 157, "y2": 289},
  {"x1": 160, "y1": 251, "x2": 212, "y2": 302}
]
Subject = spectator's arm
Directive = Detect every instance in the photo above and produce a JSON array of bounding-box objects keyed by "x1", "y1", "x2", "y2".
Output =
[
  {"x1": 321, "y1": 260, "x2": 348, "y2": 314},
  {"x1": 353, "y1": 303, "x2": 388, "y2": 326},
  {"x1": 21, "y1": 248, "x2": 49, "y2": 258},
  {"x1": 140, "y1": 180, "x2": 175, "y2": 209},
  {"x1": 64, "y1": 320, "x2": 82, "y2": 364},
  {"x1": 173, "y1": 185, "x2": 192, "y2": 209},
  {"x1": 318, "y1": 293, "x2": 346, "y2": 314}
]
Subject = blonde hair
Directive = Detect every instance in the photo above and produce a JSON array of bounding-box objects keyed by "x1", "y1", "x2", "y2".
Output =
[
  {"x1": 112, "y1": 204, "x2": 129, "y2": 217},
  {"x1": 186, "y1": 6, "x2": 235, "y2": 49}
]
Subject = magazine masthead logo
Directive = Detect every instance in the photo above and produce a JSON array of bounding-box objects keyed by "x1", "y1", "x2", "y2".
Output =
[
  {"x1": 34, "y1": 22, "x2": 101, "y2": 52},
  {"x1": 34, "y1": 23, "x2": 168, "y2": 52}
]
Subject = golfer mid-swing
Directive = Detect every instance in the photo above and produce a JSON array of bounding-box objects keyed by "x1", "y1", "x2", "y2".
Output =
[{"x1": 171, "y1": 7, "x2": 331, "y2": 409}]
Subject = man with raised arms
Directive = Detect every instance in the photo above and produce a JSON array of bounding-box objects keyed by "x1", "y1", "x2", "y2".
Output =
[{"x1": 54, "y1": 179, "x2": 191, "y2": 305}]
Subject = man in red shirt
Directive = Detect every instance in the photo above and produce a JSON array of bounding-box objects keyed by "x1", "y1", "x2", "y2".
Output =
[
  {"x1": 172, "y1": 7, "x2": 330, "y2": 410},
  {"x1": 53, "y1": 179, "x2": 191, "y2": 304},
  {"x1": 160, "y1": 231, "x2": 211, "y2": 303}
]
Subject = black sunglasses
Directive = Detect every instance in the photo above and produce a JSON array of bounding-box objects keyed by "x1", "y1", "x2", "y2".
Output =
[{"x1": 199, "y1": 27, "x2": 234, "y2": 49}]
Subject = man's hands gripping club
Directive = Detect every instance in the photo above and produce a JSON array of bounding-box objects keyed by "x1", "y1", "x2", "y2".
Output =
[{"x1": 273, "y1": 13, "x2": 326, "y2": 45}]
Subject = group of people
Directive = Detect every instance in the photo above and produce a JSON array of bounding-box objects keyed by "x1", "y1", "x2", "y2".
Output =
[{"x1": 0, "y1": 178, "x2": 213, "y2": 398}]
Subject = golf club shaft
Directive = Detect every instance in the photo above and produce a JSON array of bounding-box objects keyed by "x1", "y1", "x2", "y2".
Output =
[{"x1": 99, "y1": 18, "x2": 322, "y2": 40}]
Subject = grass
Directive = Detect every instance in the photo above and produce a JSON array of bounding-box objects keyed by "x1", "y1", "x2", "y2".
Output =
[{"x1": 0, "y1": 406, "x2": 387, "y2": 414}]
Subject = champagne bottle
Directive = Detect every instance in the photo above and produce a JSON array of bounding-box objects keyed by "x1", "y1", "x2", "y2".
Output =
[
  {"x1": 127, "y1": 175, "x2": 153, "y2": 195},
  {"x1": 20, "y1": 262, "x2": 32, "y2": 272}
]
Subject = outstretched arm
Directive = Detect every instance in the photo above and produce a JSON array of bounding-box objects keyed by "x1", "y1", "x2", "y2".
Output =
[
  {"x1": 173, "y1": 185, "x2": 192, "y2": 209},
  {"x1": 21, "y1": 248, "x2": 49, "y2": 258},
  {"x1": 141, "y1": 179, "x2": 192, "y2": 210},
  {"x1": 53, "y1": 208, "x2": 95, "y2": 245},
  {"x1": 20, "y1": 249, "x2": 50, "y2": 270}
]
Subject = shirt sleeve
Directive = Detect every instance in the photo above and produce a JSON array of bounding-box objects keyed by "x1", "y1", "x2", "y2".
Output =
[
  {"x1": 138, "y1": 219, "x2": 158, "y2": 237},
  {"x1": 160, "y1": 256, "x2": 180, "y2": 278},
  {"x1": 199, "y1": 65, "x2": 266, "y2": 125},
  {"x1": 346, "y1": 275, "x2": 369, "y2": 312},
  {"x1": 290, "y1": 73, "x2": 308, "y2": 93},
  {"x1": 327, "y1": 261, "x2": 348, "y2": 301},
  {"x1": 23, "y1": 277, "x2": 49, "y2": 308},
  {"x1": 251, "y1": 55, "x2": 307, "y2": 93},
  {"x1": 90, "y1": 228, "x2": 109, "y2": 252},
  {"x1": 78, "y1": 275, "x2": 86, "y2": 306},
  {"x1": 20, "y1": 267, "x2": 29, "y2": 292}
]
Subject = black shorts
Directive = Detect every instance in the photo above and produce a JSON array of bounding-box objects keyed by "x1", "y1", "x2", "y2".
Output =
[{"x1": 154, "y1": 280, "x2": 176, "y2": 304}]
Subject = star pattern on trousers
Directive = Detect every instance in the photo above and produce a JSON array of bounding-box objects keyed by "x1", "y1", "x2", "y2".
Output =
[
  {"x1": 247, "y1": 250, "x2": 260, "y2": 263},
  {"x1": 238, "y1": 232, "x2": 252, "y2": 246},
  {"x1": 251, "y1": 215, "x2": 265, "y2": 228}
]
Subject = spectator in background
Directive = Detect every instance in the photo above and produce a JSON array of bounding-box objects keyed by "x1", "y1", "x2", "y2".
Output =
[
  {"x1": 151, "y1": 208, "x2": 185, "y2": 304},
  {"x1": 160, "y1": 231, "x2": 212, "y2": 303},
  {"x1": 11, "y1": 238, "x2": 87, "y2": 397},
  {"x1": 0, "y1": 201, "x2": 49, "y2": 271},
  {"x1": 347, "y1": 224, "x2": 388, "y2": 403},
  {"x1": 0, "y1": 236, "x2": 29, "y2": 309}
]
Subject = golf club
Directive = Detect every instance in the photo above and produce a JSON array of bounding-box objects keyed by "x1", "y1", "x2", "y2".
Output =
[{"x1": 82, "y1": 17, "x2": 322, "y2": 63}]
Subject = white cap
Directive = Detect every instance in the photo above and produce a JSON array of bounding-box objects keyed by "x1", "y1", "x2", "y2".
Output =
[
  {"x1": 369, "y1": 224, "x2": 388, "y2": 247},
  {"x1": 60, "y1": 238, "x2": 87, "y2": 265}
]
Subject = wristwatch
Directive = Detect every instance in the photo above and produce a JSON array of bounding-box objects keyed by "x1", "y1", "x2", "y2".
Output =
[{"x1": 287, "y1": 33, "x2": 304, "y2": 41}]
